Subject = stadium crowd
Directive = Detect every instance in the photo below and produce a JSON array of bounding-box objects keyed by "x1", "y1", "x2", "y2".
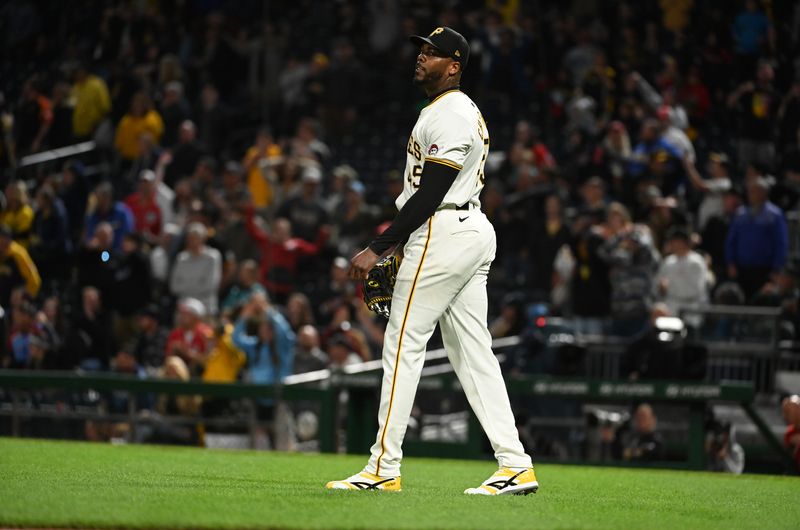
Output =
[{"x1": 0, "y1": 0, "x2": 799, "y2": 419}]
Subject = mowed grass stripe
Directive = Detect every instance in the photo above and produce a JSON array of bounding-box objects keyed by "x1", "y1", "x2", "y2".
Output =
[{"x1": 0, "y1": 438, "x2": 798, "y2": 530}]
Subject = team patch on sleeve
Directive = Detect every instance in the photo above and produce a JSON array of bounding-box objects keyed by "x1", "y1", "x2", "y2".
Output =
[
  {"x1": 425, "y1": 156, "x2": 463, "y2": 171},
  {"x1": 428, "y1": 144, "x2": 439, "y2": 156}
]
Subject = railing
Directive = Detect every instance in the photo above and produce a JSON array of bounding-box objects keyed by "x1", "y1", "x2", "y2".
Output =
[
  {"x1": 18, "y1": 141, "x2": 97, "y2": 168},
  {"x1": 1, "y1": 322, "x2": 797, "y2": 472},
  {"x1": 539, "y1": 305, "x2": 788, "y2": 393}
]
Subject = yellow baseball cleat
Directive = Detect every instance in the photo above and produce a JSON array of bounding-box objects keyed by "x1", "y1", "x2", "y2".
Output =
[
  {"x1": 326, "y1": 471, "x2": 402, "y2": 492},
  {"x1": 464, "y1": 467, "x2": 538, "y2": 496}
]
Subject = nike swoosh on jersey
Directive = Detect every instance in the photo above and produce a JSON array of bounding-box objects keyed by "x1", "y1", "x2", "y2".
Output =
[{"x1": 459, "y1": 216, "x2": 469, "y2": 222}]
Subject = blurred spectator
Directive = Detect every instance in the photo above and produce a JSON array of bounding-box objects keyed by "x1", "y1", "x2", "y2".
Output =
[
  {"x1": 594, "y1": 122, "x2": 631, "y2": 194},
  {"x1": 324, "y1": 164, "x2": 358, "y2": 215},
  {"x1": 731, "y1": 0, "x2": 773, "y2": 73},
  {"x1": 276, "y1": 165, "x2": 330, "y2": 243},
  {"x1": 159, "y1": 82, "x2": 191, "y2": 149},
  {"x1": 321, "y1": 301, "x2": 371, "y2": 362},
  {"x1": 30, "y1": 184, "x2": 72, "y2": 289},
  {"x1": 14, "y1": 75, "x2": 52, "y2": 155},
  {"x1": 165, "y1": 298, "x2": 212, "y2": 375},
  {"x1": 293, "y1": 324, "x2": 329, "y2": 374},
  {"x1": 70, "y1": 63, "x2": 111, "y2": 140},
  {"x1": 613, "y1": 403, "x2": 664, "y2": 462},
  {"x1": 124, "y1": 170, "x2": 162, "y2": 241},
  {"x1": 188, "y1": 156, "x2": 218, "y2": 201},
  {"x1": 508, "y1": 121, "x2": 556, "y2": 174},
  {"x1": 579, "y1": 177, "x2": 608, "y2": 216},
  {"x1": 320, "y1": 38, "x2": 362, "y2": 137},
  {"x1": 7, "y1": 300, "x2": 39, "y2": 368},
  {"x1": 599, "y1": 203, "x2": 659, "y2": 337},
  {"x1": 83, "y1": 182, "x2": 134, "y2": 252},
  {"x1": 782, "y1": 394, "x2": 800, "y2": 472},
  {"x1": 656, "y1": 104, "x2": 695, "y2": 163},
  {"x1": 138, "y1": 355, "x2": 201, "y2": 446},
  {"x1": 290, "y1": 116, "x2": 328, "y2": 164},
  {"x1": 377, "y1": 170, "x2": 404, "y2": 223},
  {"x1": 242, "y1": 128, "x2": 282, "y2": 209},
  {"x1": 753, "y1": 263, "x2": 800, "y2": 337},
  {"x1": 196, "y1": 84, "x2": 227, "y2": 157},
  {"x1": 701, "y1": 186, "x2": 743, "y2": 282},
  {"x1": 49, "y1": 80, "x2": 74, "y2": 148},
  {"x1": 169, "y1": 222, "x2": 222, "y2": 315},
  {"x1": 725, "y1": 177, "x2": 788, "y2": 299},
  {"x1": 58, "y1": 160, "x2": 89, "y2": 245},
  {"x1": 163, "y1": 120, "x2": 204, "y2": 188},
  {"x1": 114, "y1": 91, "x2": 164, "y2": 162},
  {"x1": 149, "y1": 223, "x2": 179, "y2": 286},
  {"x1": 630, "y1": 71, "x2": 689, "y2": 132},
  {"x1": 332, "y1": 180, "x2": 377, "y2": 257},
  {"x1": 684, "y1": 153, "x2": 733, "y2": 231},
  {"x1": 123, "y1": 304, "x2": 168, "y2": 376},
  {"x1": 76, "y1": 221, "x2": 117, "y2": 302},
  {"x1": 489, "y1": 293, "x2": 527, "y2": 339},
  {"x1": 569, "y1": 211, "x2": 611, "y2": 335},
  {"x1": 0, "y1": 225, "x2": 41, "y2": 307},
  {"x1": 657, "y1": 227, "x2": 710, "y2": 318},
  {"x1": 678, "y1": 65, "x2": 711, "y2": 128},
  {"x1": 628, "y1": 119, "x2": 681, "y2": 194},
  {"x1": 530, "y1": 195, "x2": 570, "y2": 300},
  {"x1": 285, "y1": 292, "x2": 315, "y2": 332},
  {"x1": 778, "y1": 77, "x2": 800, "y2": 151},
  {"x1": 705, "y1": 417, "x2": 746, "y2": 474},
  {"x1": 727, "y1": 60, "x2": 779, "y2": 170},
  {"x1": 40, "y1": 296, "x2": 67, "y2": 367},
  {"x1": 24, "y1": 334, "x2": 57, "y2": 370},
  {"x1": 111, "y1": 233, "x2": 153, "y2": 343},
  {"x1": 1, "y1": 181, "x2": 34, "y2": 247},
  {"x1": 316, "y1": 256, "x2": 355, "y2": 323},
  {"x1": 244, "y1": 206, "x2": 325, "y2": 305},
  {"x1": 65, "y1": 286, "x2": 116, "y2": 371},
  {"x1": 221, "y1": 259, "x2": 266, "y2": 317},
  {"x1": 202, "y1": 322, "x2": 246, "y2": 384},
  {"x1": 232, "y1": 294, "x2": 295, "y2": 391},
  {"x1": 326, "y1": 333, "x2": 363, "y2": 369}
]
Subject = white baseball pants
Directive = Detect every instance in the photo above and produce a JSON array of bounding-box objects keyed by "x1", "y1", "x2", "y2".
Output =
[{"x1": 365, "y1": 208, "x2": 532, "y2": 477}]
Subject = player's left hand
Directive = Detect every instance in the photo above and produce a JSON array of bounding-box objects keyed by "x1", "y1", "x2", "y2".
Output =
[{"x1": 349, "y1": 247, "x2": 380, "y2": 280}]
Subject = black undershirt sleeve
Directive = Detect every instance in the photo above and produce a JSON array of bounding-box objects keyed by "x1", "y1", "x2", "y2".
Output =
[{"x1": 368, "y1": 161, "x2": 459, "y2": 255}]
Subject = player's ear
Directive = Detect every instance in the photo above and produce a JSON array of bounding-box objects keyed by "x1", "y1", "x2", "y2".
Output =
[{"x1": 449, "y1": 61, "x2": 461, "y2": 78}]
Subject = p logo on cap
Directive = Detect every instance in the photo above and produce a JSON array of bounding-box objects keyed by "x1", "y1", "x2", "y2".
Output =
[{"x1": 430, "y1": 27, "x2": 444, "y2": 36}]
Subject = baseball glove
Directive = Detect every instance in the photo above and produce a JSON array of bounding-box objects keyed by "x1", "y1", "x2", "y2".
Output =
[{"x1": 362, "y1": 255, "x2": 400, "y2": 319}]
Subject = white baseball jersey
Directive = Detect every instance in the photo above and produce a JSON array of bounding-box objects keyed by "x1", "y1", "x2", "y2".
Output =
[{"x1": 397, "y1": 89, "x2": 489, "y2": 211}]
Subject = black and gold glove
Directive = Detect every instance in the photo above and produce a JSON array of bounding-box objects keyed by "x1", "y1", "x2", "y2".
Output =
[{"x1": 362, "y1": 255, "x2": 400, "y2": 319}]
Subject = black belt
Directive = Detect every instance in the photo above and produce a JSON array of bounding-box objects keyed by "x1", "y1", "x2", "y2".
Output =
[{"x1": 439, "y1": 203, "x2": 474, "y2": 211}]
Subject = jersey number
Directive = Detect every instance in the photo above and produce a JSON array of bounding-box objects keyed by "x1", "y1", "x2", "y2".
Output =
[{"x1": 407, "y1": 164, "x2": 422, "y2": 189}]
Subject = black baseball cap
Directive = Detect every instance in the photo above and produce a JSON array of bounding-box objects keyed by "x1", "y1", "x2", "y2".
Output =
[{"x1": 410, "y1": 27, "x2": 469, "y2": 68}]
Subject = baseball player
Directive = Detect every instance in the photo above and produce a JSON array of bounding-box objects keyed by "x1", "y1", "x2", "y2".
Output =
[{"x1": 326, "y1": 27, "x2": 538, "y2": 495}]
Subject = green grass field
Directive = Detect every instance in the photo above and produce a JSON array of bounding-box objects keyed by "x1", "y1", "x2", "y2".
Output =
[{"x1": 1, "y1": 438, "x2": 799, "y2": 530}]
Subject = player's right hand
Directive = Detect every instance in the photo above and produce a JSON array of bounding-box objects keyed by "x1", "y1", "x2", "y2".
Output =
[{"x1": 349, "y1": 247, "x2": 380, "y2": 280}]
